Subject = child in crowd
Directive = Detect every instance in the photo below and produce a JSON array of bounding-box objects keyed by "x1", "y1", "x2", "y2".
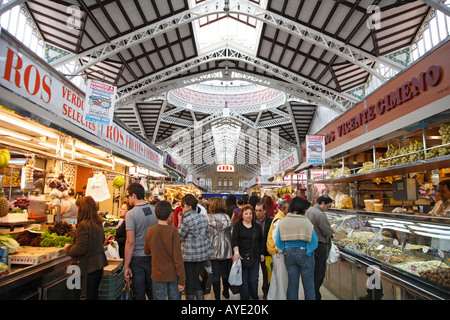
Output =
[{"x1": 144, "y1": 200, "x2": 185, "y2": 300}]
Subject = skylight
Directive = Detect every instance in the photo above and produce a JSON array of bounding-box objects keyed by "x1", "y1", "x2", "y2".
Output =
[{"x1": 190, "y1": 0, "x2": 266, "y2": 55}]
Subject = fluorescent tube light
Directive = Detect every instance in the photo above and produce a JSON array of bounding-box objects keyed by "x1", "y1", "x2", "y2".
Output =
[
  {"x1": 0, "y1": 114, "x2": 59, "y2": 139},
  {"x1": 0, "y1": 128, "x2": 32, "y2": 141}
]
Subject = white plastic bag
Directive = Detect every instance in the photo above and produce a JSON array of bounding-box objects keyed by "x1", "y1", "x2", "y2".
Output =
[
  {"x1": 228, "y1": 258, "x2": 242, "y2": 286},
  {"x1": 327, "y1": 242, "x2": 340, "y2": 264},
  {"x1": 105, "y1": 240, "x2": 120, "y2": 259}
]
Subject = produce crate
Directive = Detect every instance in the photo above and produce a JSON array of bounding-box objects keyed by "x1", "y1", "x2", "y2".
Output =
[
  {"x1": 98, "y1": 265, "x2": 124, "y2": 300},
  {"x1": 0, "y1": 212, "x2": 28, "y2": 223},
  {"x1": 9, "y1": 246, "x2": 65, "y2": 265}
]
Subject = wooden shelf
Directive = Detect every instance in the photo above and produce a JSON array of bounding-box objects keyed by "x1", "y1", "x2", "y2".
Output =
[{"x1": 312, "y1": 154, "x2": 450, "y2": 184}]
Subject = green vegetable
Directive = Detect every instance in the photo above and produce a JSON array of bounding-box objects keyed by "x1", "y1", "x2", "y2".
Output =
[
  {"x1": 0, "y1": 233, "x2": 20, "y2": 254},
  {"x1": 39, "y1": 230, "x2": 73, "y2": 247}
]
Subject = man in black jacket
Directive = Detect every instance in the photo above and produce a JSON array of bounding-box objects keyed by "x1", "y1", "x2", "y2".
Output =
[{"x1": 255, "y1": 202, "x2": 273, "y2": 299}]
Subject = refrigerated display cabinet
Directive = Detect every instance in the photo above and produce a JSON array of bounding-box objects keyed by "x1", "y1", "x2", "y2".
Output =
[{"x1": 323, "y1": 209, "x2": 450, "y2": 300}]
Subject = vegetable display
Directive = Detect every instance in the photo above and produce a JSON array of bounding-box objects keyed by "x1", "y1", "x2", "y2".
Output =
[
  {"x1": 0, "y1": 233, "x2": 20, "y2": 254},
  {"x1": 39, "y1": 230, "x2": 73, "y2": 247},
  {"x1": 16, "y1": 230, "x2": 42, "y2": 247}
]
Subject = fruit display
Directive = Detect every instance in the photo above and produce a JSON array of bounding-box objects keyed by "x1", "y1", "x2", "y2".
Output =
[
  {"x1": 0, "y1": 195, "x2": 9, "y2": 217},
  {"x1": 112, "y1": 175, "x2": 125, "y2": 189},
  {"x1": 13, "y1": 197, "x2": 30, "y2": 210},
  {"x1": 357, "y1": 161, "x2": 375, "y2": 173},
  {"x1": 0, "y1": 149, "x2": 10, "y2": 169},
  {"x1": 426, "y1": 122, "x2": 450, "y2": 159},
  {"x1": 275, "y1": 186, "x2": 292, "y2": 195},
  {"x1": 326, "y1": 166, "x2": 350, "y2": 178},
  {"x1": 2, "y1": 170, "x2": 20, "y2": 187},
  {"x1": 385, "y1": 141, "x2": 424, "y2": 166}
]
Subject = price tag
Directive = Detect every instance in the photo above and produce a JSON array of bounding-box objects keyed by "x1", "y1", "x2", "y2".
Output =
[
  {"x1": 378, "y1": 235, "x2": 383, "y2": 241},
  {"x1": 405, "y1": 243, "x2": 412, "y2": 250},
  {"x1": 384, "y1": 255, "x2": 390, "y2": 262},
  {"x1": 411, "y1": 265, "x2": 417, "y2": 273},
  {"x1": 438, "y1": 249, "x2": 444, "y2": 259},
  {"x1": 393, "y1": 239, "x2": 399, "y2": 246},
  {"x1": 422, "y1": 246, "x2": 429, "y2": 254}
]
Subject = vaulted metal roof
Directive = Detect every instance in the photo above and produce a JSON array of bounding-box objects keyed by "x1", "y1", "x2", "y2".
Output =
[{"x1": 21, "y1": 0, "x2": 443, "y2": 175}]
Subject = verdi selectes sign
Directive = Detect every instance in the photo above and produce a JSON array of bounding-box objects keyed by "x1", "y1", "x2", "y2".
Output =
[
  {"x1": 324, "y1": 65, "x2": 443, "y2": 146},
  {"x1": 0, "y1": 31, "x2": 163, "y2": 170}
]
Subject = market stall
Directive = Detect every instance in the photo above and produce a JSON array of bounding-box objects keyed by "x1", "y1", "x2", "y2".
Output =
[
  {"x1": 300, "y1": 39, "x2": 450, "y2": 299},
  {"x1": 0, "y1": 28, "x2": 168, "y2": 299}
]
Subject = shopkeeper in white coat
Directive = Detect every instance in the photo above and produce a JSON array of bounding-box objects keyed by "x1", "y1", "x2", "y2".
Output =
[
  {"x1": 429, "y1": 179, "x2": 450, "y2": 217},
  {"x1": 429, "y1": 179, "x2": 450, "y2": 252},
  {"x1": 60, "y1": 188, "x2": 78, "y2": 223}
]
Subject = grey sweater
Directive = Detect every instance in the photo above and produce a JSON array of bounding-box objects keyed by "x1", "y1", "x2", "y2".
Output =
[{"x1": 305, "y1": 204, "x2": 333, "y2": 244}]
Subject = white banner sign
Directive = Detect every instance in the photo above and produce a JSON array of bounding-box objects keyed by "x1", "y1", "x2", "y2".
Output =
[
  {"x1": 261, "y1": 164, "x2": 271, "y2": 178},
  {"x1": 306, "y1": 135, "x2": 325, "y2": 163},
  {"x1": 0, "y1": 35, "x2": 163, "y2": 170},
  {"x1": 271, "y1": 150, "x2": 299, "y2": 175},
  {"x1": 84, "y1": 79, "x2": 116, "y2": 125}
]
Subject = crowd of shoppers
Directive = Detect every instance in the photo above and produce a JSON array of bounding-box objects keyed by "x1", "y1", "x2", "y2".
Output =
[{"x1": 66, "y1": 180, "x2": 335, "y2": 301}]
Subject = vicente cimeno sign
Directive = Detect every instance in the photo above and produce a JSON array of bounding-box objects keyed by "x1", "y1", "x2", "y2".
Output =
[{"x1": 325, "y1": 65, "x2": 443, "y2": 146}]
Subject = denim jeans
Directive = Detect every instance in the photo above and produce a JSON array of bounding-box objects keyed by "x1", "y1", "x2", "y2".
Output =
[
  {"x1": 240, "y1": 259, "x2": 260, "y2": 300},
  {"x1": 152, "y1": 281, "x2": 181, "y2": 300},
  {"x1": 284, "y1": 247, "x2": 315, "y2": 300},
  {"x1": 129, "y1": 255, "x2": 153, "y2": 300}
]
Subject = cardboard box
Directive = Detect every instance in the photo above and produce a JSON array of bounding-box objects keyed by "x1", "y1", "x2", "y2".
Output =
[
  {"x1": 104, "y1": 258, "x2": 123, "y2": 275},
  {"x1": 0, "y1": 212, "x2": 28, "y2": 223},
  {"x1": 9, "y1": 246, "x2": 65, "y2": 265}
]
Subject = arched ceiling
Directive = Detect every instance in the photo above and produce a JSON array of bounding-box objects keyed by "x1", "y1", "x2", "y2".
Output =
[{"x1": 22, "y1": 0, "x2": 439, "y2": 175}]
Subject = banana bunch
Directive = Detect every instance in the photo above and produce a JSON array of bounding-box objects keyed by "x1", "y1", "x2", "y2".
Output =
[
  {"x1": 0, "y1": 149, "x2": 10, "y2": 169},
  {"x1": 112, "y1": 175, "x2": 125, "y2": 189},
  {"x1": 426, "y1": 122, "x2": 450, "y2": 159},
  {"x1": 385, "y1": 141, "x2": 424, "y2": 166}
]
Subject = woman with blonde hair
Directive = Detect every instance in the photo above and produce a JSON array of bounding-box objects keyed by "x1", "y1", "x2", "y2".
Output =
[
  {"x1": 207, "y1": 197, "x2": 232, "y2": 299},
  {"x1": 64, "y1": 196, "x2": 108, "y2": 300}
]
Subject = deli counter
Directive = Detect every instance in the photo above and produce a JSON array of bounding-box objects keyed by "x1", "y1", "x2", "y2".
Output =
[{"x1": 323, "y1": 209, "x2": 450, "y2": 300}]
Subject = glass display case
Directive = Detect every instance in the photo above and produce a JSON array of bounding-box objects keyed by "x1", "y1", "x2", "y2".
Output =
[{"x1": 323, "y1": 209, "x2": 450, "y2": 300}]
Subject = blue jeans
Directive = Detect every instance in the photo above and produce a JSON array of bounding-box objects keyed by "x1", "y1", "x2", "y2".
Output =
[
  {"x1": 240, "y1": 259, "x2": 260, "y2": 300},
  {"x1": 130, "y1": 256, "x2": 153, "y2": 300},
  {"x1": 152, "y1": 281, "x2": 181, "y2": 300},
  {"x1": 284, "y1": 247, "x2": 315, "y2": 300}
]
